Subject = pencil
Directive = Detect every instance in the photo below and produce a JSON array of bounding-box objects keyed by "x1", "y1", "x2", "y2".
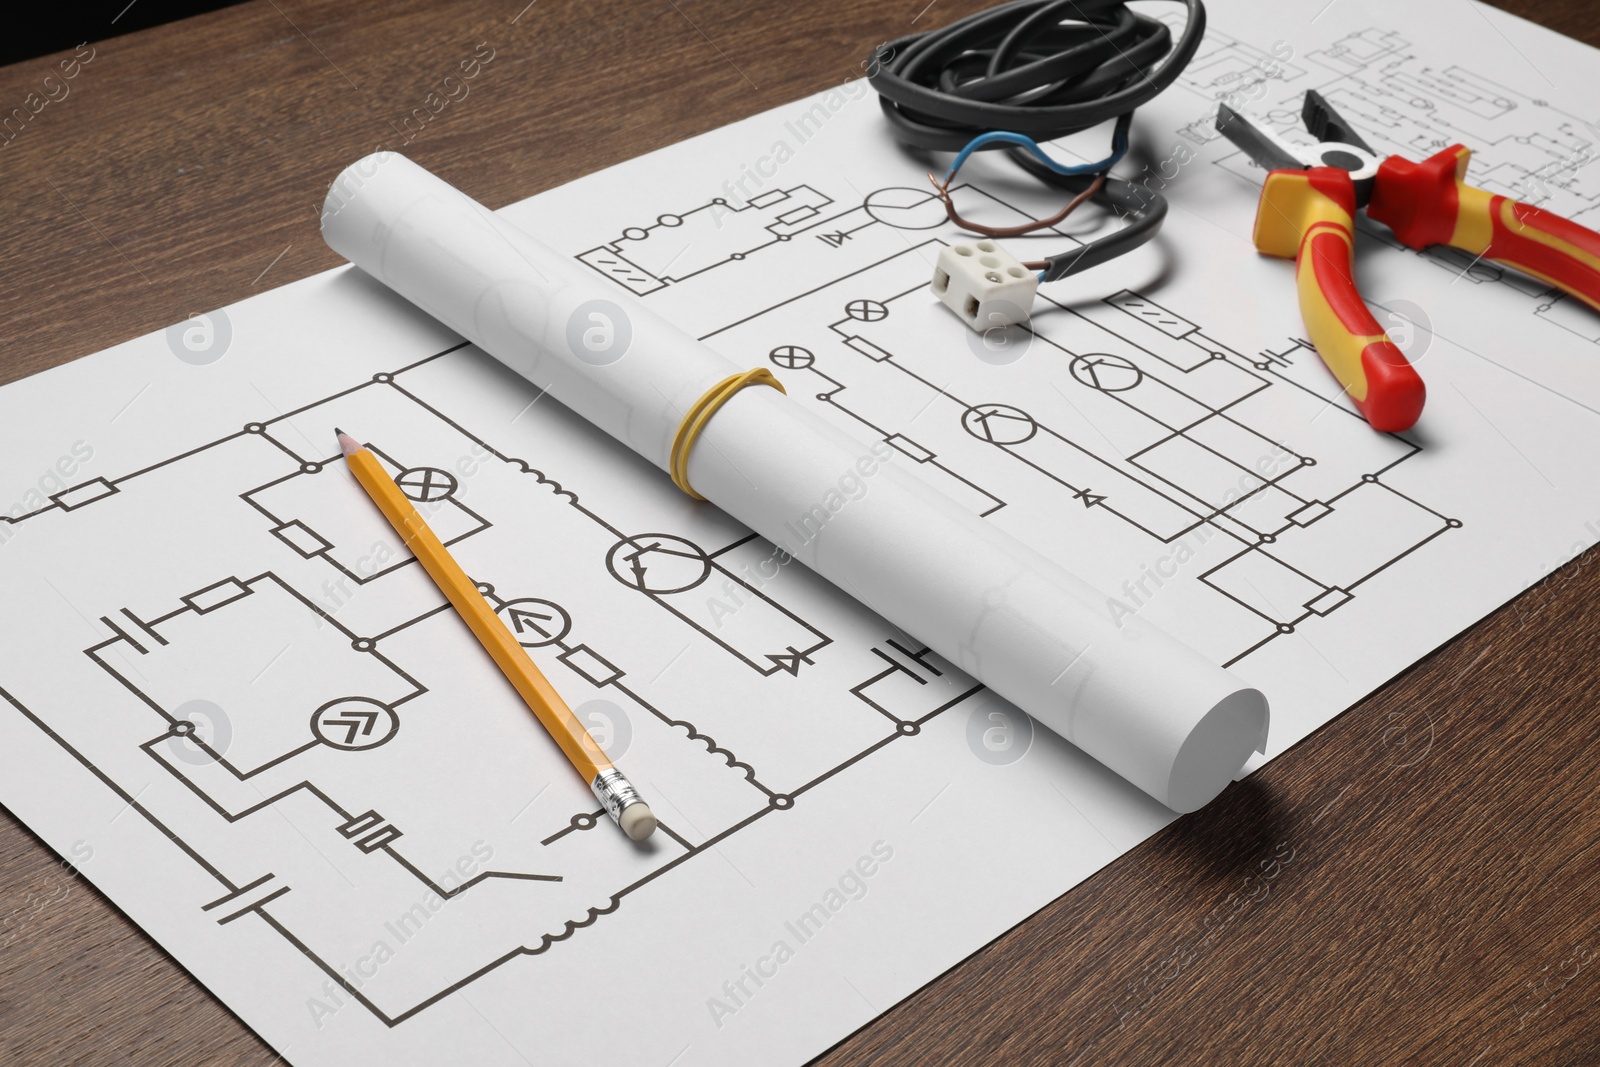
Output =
[{"x1": 336, "y1": 429, "x2": 656, "y2": 841}]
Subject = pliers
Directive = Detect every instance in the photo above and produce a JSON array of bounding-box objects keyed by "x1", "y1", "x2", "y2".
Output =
[{"x1": 1217, "y1": 91, "x2": 1600, "y2": 432}]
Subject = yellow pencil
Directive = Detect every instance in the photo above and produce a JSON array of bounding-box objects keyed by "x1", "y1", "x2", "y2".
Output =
[{"x1": 337, "y1": 429, "x2": 656, "y2": 841}]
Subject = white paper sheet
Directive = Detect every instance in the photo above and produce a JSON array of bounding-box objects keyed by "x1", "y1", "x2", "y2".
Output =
[{"x1": 2, "y1": 2, "x2": 1598, "y2": 1064}]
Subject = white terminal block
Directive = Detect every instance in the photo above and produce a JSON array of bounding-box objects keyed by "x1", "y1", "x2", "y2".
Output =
[{"x1": 932, "y1": 239, "x2": 1039, "y2": 331}]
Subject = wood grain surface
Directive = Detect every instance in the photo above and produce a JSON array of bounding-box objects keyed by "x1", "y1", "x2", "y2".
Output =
[{"x1": 1, "y1": 1, "x2": 1597, "y2": 1064}]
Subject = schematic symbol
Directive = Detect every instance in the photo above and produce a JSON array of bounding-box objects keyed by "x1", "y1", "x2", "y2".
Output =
[{"x1": 312, "y1": 697, "x2": 400, "y2": 750}]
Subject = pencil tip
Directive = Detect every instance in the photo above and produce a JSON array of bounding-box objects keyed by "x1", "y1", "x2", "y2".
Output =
[{"x1": 337, "y1": 431, "x2": 361, "y2": 457}]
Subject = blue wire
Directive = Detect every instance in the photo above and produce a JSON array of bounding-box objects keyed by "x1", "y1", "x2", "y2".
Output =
[{"x1": 941, "y1": 114, "x2": 1132, "y2": 187}]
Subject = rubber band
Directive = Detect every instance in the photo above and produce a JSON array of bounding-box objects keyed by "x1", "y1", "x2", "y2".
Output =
[{"x1": 668, "y1": 368, "x2": 787, "y2": 500}]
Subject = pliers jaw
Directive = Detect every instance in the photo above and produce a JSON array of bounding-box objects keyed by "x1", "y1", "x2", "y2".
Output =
[
  {"x1": 1299, "y1": 88, "x2": 1378, "y2": 158},
  {"x1": 1216, "y1": 92, "x2": 1382, "y2": 206}
]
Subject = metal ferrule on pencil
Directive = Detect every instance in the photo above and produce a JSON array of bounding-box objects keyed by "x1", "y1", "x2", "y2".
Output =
[{"x1": 591, "y1": 768, "x2": 647, "y2": 826}]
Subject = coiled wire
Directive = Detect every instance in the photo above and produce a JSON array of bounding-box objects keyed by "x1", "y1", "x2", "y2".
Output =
[{"x1": 868, "y1": 0, "x2": 1205, "y2": 281}]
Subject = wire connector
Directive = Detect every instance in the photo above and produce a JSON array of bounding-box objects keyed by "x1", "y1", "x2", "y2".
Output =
[{"x1": 932, "y1": 240, "x2": 1037, "y2": 332}]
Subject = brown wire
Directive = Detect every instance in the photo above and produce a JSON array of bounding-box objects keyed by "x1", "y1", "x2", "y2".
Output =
[{"x1": 927, "y1": 171, "x2": 1108, "y2": 240}]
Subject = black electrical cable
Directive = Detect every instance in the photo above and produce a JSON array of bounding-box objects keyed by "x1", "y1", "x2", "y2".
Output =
[
  {"x1": 1016, "y1": 155, "x2": 1168, "y2": 281},
  {"x1": 866, "y1": 0, "x2": 1204, "y2": 282},
  {"x1": 870, "y1": 0, "x2": 1206, "y2": 147}
]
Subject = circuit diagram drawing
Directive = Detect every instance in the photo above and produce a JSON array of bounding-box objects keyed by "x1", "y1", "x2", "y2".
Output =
[
  {"x1": 0, "y1": 345, "x2": 980, "y2": 1026},
  {"x1": 581, "y1": 181, "x2": 1456, "y2": 668},
  {"x1": 0, "y1": 61, "x2": 1496, "y2": 1036},
  {"x1": 1174, "y1": 19, "x2": 1600, "y2": 342},
  {"x1": 577, "y1": 181, "x2": 1093, "y2": 306}
]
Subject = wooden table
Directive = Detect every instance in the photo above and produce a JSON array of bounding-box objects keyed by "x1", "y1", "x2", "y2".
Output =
[{"x1": 2, "y1": 2, "x2": 1596, "y2": 1063}]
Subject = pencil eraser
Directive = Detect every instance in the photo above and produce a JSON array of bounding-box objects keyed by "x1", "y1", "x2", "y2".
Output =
[{"x1": 619, "y1": 803, "x2": 657, "y2": 842}]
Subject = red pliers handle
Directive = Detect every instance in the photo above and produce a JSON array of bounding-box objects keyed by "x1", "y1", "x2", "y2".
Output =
[{"x1": 1369, "y1": 144, "x2": 1600, "y2": 315}]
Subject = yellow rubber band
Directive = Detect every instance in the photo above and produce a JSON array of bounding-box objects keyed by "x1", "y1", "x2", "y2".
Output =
[{"x1": 669, "y1": 368, "x2": 787, "y2": 500}]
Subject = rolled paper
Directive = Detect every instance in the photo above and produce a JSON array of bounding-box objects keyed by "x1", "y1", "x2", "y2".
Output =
[{"x1": 320, "y1": 152, "x2": 1269, "y2": 813}]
